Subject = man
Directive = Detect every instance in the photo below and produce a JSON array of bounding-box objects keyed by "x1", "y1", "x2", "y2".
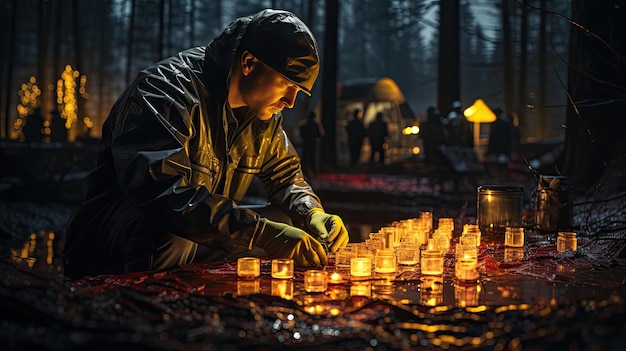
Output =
[{"x1": 62, "y1": 9, "x2": 349, "y2": 279}]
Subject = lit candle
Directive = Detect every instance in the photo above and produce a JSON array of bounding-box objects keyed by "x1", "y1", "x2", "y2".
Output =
[
  {"x1": 504, "y1": 227, "x2": 525, "y2": 247},
  {"x1": 455, "y1": 253, "x2": 479, "y2": 282},
  {"x1": 396, "y1": 246, "x2": 419, "y2": 266},
  {"x1": 271, "y1": 279, "x2": 294, "y2": 300},
  {"x1": 374, "y1": 249, "x2": 396, "y2": 273},
  {"x1": 271, "y1": 258, "x2": 294, "y2": 279},
  {"x1": 304, "y1": 270, "x2": 327, "y2": 293},
  {"x1": 557, "y1": 231, "x2": 577, "y2": 252},
  {"x1": 420, "y1": 249, "x2": 444, "y2": 275},
  {"x1": 237, "y1": 257, "x2": 260, "y2": 278},
  {"x1": 350, "y1": 257, "x2": 372, "y2": 277}
]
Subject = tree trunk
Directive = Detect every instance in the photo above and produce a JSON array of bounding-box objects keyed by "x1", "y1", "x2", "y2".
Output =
[
  {"x1": 563, "y1": 0, "x2": 626, "y2": 188},
  {"x1": 437, "y1": 0, "x2": 460, "y2": 114},
  {"x1": 538, "y1": 0, "x2": 547, "y2": 139},
  {"x1": 3, "y1": 0, "x2": 18, "y2": 139},
  {"x1": 502, "y1": 0, "x2": 515, "y2": 114},
  {"x1": 518, "y1": 0, "x2": 528, "y2": 130},
  {"x1": 320, "y1": 0, "x2": 338, "y2": 170}
]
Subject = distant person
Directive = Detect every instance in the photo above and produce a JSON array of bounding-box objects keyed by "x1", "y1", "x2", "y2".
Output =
[
  {"x1": 299, "y1": 110, "x2": 322, "y2": 177},
  {"x1": 509, "y1": 111, "x2": 521, "y2": 162},
  {"x1": 50, "y1": 110, "x2": 68, "y2": 143},
  {"x1": 420, "y1": 106, "x2": 446, "y2": 165},
  {"x1": 367, "y1": 112, "x2": 388, "y2": 164},
  {"x1": 22, "y1": 108, "x2": 44, "y2": 143},
  {"x1": 345, "y1": 109, "x2": 366, "y2": 166},
  {"x1": 442, "y1": 101, "x2": 473, "y2": 147},
  {"x1": 486, "y1": 108, "x2": 514, "y2": 162}
]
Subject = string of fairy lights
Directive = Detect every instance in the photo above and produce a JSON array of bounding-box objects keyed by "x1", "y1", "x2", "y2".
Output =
[{"x1": 14, "y1": 64, "x2": 90, "y2": 141}]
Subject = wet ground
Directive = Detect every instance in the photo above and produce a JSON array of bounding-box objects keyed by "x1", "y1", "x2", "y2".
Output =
[{"x1": 1, "y1": 148, "x2": 626, "y2": 350}]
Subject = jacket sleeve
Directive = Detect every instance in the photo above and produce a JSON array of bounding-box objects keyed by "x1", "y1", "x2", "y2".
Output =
[
  {"x1": 256, "y1": 119, "x2": 323, "y2": 228},
  {"x1": 107, "y1": 72, "x2": 259, "y2": 253}
]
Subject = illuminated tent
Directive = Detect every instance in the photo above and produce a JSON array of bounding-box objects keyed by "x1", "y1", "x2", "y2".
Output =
[{"x1": 335, "y1": 77, "x2": 417, "y2": 166}]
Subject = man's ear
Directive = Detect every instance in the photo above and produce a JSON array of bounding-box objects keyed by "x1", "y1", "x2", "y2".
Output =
[{"x1": 240, "y1": 50, "x2": 257, "y2": 76}]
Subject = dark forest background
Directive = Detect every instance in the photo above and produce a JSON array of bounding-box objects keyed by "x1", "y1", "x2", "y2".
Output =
[{"x1": 1, "y1": 0, "x2": 624, "y2": 188}]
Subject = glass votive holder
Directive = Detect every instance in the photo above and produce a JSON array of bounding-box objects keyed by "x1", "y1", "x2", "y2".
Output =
[
  {"x1": 396, "y1": 246, "x2": 420, "y2": 266},
  {"x1": 421, "y1": 249, "x2": 444, "y2": 275},
  {"x1": 460, "y1": 232, "x2": 480, "y2": 247},
  {"x1": 455, "y1": 253, "x2": 479, "y2": 282},
  {"x1": 374, "y1": 249, "x2": 397, "y2": 273},
  {"x1": 237, "y1": 257, "x2": 260, "y2": 278},
  {"x1": 271, "y1": 279, "x2": 294, "y2": 300},
  {"x1": 428, "y1": 236, "x2": 449, "y2": 252},
  {"x1": 350, "y1": 257, "x2": 372, "y2": 278},
  {"x1": 335, "y1": 247, "x2": 357, "y2": 269},
  {"x1": 304, "y1": 270, "x2": 328, "y2": 293},
  {"x1": 557, "y1": 231, "x2": 577, "y2": 252},
  {"x1": 504, "y1": 227, "x2": 525, "y2": 247},
  {"x1": 271, "y1": 258, "x2": 294, "y2": 279}
]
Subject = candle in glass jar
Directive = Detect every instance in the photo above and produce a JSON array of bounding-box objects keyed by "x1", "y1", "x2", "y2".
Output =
[
  {"x1": 420, "y1": 249, "x2": 444, "y2": 275},
  {"x1": 455, "y1": 254, "x2": 479, "y2": 282},
  {"x1": 350, "y1": 257, "x2": 372, "y2": 277},
  {"x1": 557, "y1": 231, "x2": 577, "y2": 252},
  {"x1": 271, "y1": 258, "x2": 294, "y2": 279},
  {"x1": 504, "y1": 227, "x2": 525, "y2": 247},
  {"x1": 374, "y1": 249, "x2": 397, "y2": 273},
  {"x1": 237, "y1": 257, "x2": 260, "y2": 278},
  {"x1": 304, "y1": 270, "x2": 327, "y2": 293}
]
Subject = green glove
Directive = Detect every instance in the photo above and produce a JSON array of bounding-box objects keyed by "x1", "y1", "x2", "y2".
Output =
[
  {"x1": 306, "y1": 208, "x2": 349, "y2": 252},
  {"x1": 252, "y1": 218, "x2": 328, "y2": 266}
]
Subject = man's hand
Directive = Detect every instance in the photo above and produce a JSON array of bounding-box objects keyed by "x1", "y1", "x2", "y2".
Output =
[
  {"x1": 306, "y1": 208, "x2": 349, "y2": 252},
  {"x1": 253, "y1": 218, "x2": 327, "y2": 266}
]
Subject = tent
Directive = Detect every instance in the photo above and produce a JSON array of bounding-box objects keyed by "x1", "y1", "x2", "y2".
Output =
[{"x1": 335, "y1": 77, "x2": 417, "y2": 166}]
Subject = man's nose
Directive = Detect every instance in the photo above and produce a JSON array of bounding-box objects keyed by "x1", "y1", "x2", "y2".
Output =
[{"x1": 281, "y1": 87, "x2": 298, "y2": 108}]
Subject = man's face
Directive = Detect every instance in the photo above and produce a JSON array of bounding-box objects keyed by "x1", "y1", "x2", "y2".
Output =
[{"x1": 237, "y1": 58, "x2": 302, "y2": 121}]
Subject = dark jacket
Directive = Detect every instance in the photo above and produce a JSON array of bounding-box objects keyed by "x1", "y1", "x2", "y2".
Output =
[{"x1": 63, "y1": 12, "x2": 322, "y2": 278}]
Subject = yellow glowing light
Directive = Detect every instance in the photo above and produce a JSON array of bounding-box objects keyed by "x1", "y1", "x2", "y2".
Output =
[
  {"x1": 411, "y1": 126, "x2": 420, "y2": 134},
  {"x1": 412, "y1": 146, "x2": 421, "y2": 155}
]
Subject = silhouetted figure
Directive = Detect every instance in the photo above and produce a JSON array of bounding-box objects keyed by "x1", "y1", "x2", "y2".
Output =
[
  {"x1": 345, "y1": 109, "x2": 366, "y2": 166},
  {"x1": 420, "y1": 106, "x2": 446, "y2": 165},
  {"x1": 442, "y1": 101, "x2": 473, "y2": 147},
  {"x1": 299, "y1": 110, "x2": 321, "y2": 177},
  {"x1": 50, "y1": 110, "x2": 68, "y2": 143},
  {"x1": 22, "y1": 108, "x2": 44, "y2": 143},
  {"x1": 486, "y1": 108, "x2": 514, "y2": 162},
  {"x1": 368, "y1": 112, "x2": 388, "y2": 164}
]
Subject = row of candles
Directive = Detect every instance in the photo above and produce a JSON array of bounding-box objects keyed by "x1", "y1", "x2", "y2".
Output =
[{"x1": 237, "y1": 212, "x2": 578, "y2": 294}]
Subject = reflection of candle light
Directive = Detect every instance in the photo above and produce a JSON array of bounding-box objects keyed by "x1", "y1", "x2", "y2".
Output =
[
  {"x1": 271, "y1": 258, "x2": 294, "y2": 279},
  {"x1": 271, "y1": 279, "x2": 294, "y2": 300},
  {"x1": 237, "y1": 257, "x2": 260, "y2": 278},
  {"x1": 304, "y1": 270, "x2": 327, "y2": 293},
  {"x1": 237, "y1": 279, "x2": 260, "y2": 296},
  {"x1": 350, "y1": 257, "x2": 372, "y2": 277},
  {"x1": 455, "y1": 283, "x2": 479, "y2": 307},
  {"x1": 350, "y1": 282, "x2": 371, "y2": 297}
]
